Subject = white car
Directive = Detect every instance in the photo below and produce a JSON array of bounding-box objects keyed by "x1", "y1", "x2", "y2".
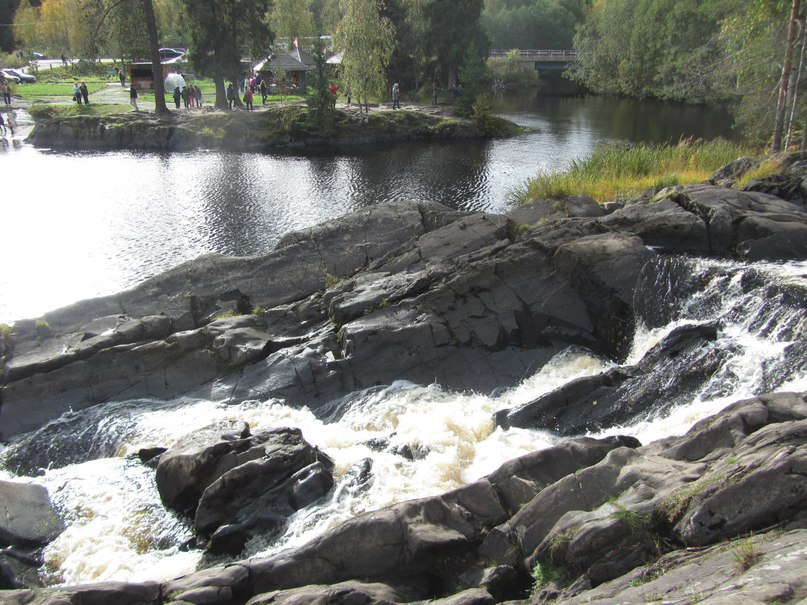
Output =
[
  {"x1": 5, "y1": 68, "x2": 35, "y2": 83},
  {"x1": 1, "y1": 69, "x2": 21, "y2": 84}
]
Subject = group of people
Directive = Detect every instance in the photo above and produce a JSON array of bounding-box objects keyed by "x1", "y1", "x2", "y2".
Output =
[
  {"x1": 0, "y1": 110, "x2": 17, "y2": 137},
  {"x1": 243, "y1": 73, "x2": 270, "y2": 106},
  {"x1": 172, "y1": 84, "x2": 203, "y2": 109},
  {"x1": 72, "y1": 82, "x2": 90, "y2": 104},
  {"x1": 224, "y1": 74, "x2": 272, "y2": 110}
]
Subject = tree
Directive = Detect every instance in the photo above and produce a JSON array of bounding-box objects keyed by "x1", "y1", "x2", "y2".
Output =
[
  {"x1": 0, "y1": 0, "x2": 19, "y2": 52},
  {"x1": 12, "y1": 1, "x2": 39, "y2": 51},
  {"x1": 143, "y1": 0, "x2": 169, "y2": 115},
  {"x1": 270, "y1": 0, "x2": 315, "y2": 48},
  {"x1": 311, "y1": 0, "x2": 341, "y2": 33},
  {"x1": 719, "y1": 1, "x2": 796, "y2": 142},
  {"x1": 336, "y1": 0, "x2": 394, "y2": 114},
  {"x1": 424, "y1": 0, "x2": 488, "y2": 87},
  {"x1": 481, "y1": 0, "x2": 580, "y2": 50},
  {"x1": 773, "y1": 0, "x2": 802, "y2": 151},
  {"x1": 306, "y1": 37, "x2": 336, "y2": 129},
  {"x1": 454, "y1": 43, "x2": 491, "y2": 117},
  {"x1": 181, "y1": 0, "x2": 274, "y2": 109},
  {"x1": 568, "y1": 0, "x2": 732, "y2": 103}
]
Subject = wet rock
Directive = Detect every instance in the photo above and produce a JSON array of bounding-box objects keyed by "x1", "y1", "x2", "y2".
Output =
[
  {"x1": 0, "y1": 481, "x2": 63, "y2": 546},
  {"x1": 496, "y1": 322, "x2": 721, "y2": 435},
  {"x1": 156, "y1": 426, "x2": 334, "y2": 555}
]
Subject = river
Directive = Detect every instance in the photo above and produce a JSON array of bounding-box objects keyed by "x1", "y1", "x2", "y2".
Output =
[
  {"x1": 0, "y1": 95, "x2": 736, "y2": 324},
  {"x1": 6, "y1": 95, "x2": 801, "y2": 591}
]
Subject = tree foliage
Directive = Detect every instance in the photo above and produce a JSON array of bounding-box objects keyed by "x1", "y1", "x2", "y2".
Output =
[
  {"x1": 271, "y1": 0, "x2": 315, "y2": 47},
  {"x1": 181, "y1": 0, "x2": 274, "y2": 109},
  {"x1": 424, "y1": 0, "x2": 487, "y2": 87},
  {"x1": 482, "y1": 0, "x2": 582, "y2": 50},
  {"x1": 569, "y1": 0, "x2": 806, "y2": 144},
  {"x1": 336, "y1": 0, "x2": 394, "y2": 114},
  {"x1": 569, "y1": 0, "x2": 733, "y2": 103},
  {"x1": 454, "y1": 43, "x2": 491, "y2": 117}
]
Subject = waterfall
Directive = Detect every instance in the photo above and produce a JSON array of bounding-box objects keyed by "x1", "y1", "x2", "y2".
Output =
[{"x1": 1, "y1": 256, "x2": 804, "y2": 587}]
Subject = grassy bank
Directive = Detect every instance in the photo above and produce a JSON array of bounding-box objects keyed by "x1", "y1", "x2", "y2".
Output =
[{"x1": 513, "y1": 138, "x2": 759, "y2": 204}]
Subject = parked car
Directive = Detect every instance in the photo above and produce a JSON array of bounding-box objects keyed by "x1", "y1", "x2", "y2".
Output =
[
  {"x1": 158, "y1": 48, "x2": 185, "y2": 60},
  {"x1": 31, "y1": 52, "x2": 45, "y2": 60},
  {"x1": 0, "y1": 69, "x2": 21, "y2": 84},
  {"x1": 5, "y1": 68, "x2": 35, "y2": 83}
]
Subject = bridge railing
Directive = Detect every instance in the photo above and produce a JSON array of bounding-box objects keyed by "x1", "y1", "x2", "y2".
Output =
[{"x1": 489, "y1": 49, "x2": 578, "y2": 60}]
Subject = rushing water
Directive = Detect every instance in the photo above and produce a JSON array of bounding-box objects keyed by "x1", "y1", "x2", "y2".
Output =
[
  {"x1": 1, "y1": 257, "x2": 804, "y2": 587},
  {"x1": 4, "y1": 95, "x2": 801, "y2": 590},
  {"x1": 0, "y1": 95, "x2": 736, "y2": 324}
]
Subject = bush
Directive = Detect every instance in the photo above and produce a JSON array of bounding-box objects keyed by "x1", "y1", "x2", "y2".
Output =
[{"x1": 488, "y1": 50, "x2": 539, "y2": 94}]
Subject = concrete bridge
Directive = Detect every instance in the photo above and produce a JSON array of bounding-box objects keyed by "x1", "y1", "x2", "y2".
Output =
[{"x1": 489, "y1": 49, "x2": 578, "y2": 72}]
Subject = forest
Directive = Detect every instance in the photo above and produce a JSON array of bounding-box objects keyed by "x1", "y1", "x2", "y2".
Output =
[{"x1": 0, "y1": 0, "x2": 803, "y2": 144}]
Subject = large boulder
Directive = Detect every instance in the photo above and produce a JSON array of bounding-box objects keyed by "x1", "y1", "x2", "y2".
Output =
[
  {"x1": 156, "y1": 426, "x2": 334, "y2": 554},
  {"x1": 0, "y1": 481, "x2": 63, "y2": 589}
]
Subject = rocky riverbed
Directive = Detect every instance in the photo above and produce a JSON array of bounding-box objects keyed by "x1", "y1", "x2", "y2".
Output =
[{"x1": 0, "y1": 152, "x2": 806, "y2": 603}]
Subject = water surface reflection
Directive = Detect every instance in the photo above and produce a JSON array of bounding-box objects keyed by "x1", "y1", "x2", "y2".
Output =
[{"x1": 0, "y1": 97, "x2": 737, "y2": 323}]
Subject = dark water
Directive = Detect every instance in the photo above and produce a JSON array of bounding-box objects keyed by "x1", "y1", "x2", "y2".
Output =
[{"x1": 0, "y1": 95, "x2": 737, "y2": 323}]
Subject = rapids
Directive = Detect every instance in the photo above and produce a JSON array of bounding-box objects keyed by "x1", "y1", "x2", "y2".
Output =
[{"x1": 0, "y1": 255, "x2": 805, "y2": 587}]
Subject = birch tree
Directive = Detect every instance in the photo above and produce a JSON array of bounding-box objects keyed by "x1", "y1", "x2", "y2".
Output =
[
  {"x1": 336, "y1": 0, "x2": 394, "y2": 114},
  {"x1": 772, "y1": 0, "x2": 802, "y2": 151}
]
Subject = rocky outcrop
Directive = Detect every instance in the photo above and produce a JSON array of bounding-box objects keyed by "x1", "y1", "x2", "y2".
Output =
[
  {"x1": 2, "y1": 177, "x2": 807, "y2": 441},
  {"x1": 0, "y1": 156, "x2": 806, "y2": 601},
  {"x1": 1, "y1": 391, "x2": 803, "y2": 604}
]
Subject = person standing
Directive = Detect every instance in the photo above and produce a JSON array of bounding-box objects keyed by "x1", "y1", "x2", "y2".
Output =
[
  {"x1": 244, "y1": 87, "x2": 254, "y2": 110},
  {"x1": 173, "y1": 86, "x2": 181, "y2": 108},
  {"x1": 392, "y1": 82, "x2": 400, "y2": 109},
  {"x1": 80, "y1": 82, "x2": 89, "y2": 104},
  {"x1": 259, "y1": 79, "x2": 267, "y2": 105},
  {"x1": 118, "y1": 68, "x2": 125, "y2": 87},
  {"x1": 129, "y1": 84, "x2": 138, "y2": 111},
  {"x1": 194, "y1": 84, "x2": 203, "y2": 107},
  {"x1": 227, "y1": 82, "x2": 234, "y2": 109},
  {"x1": 346, "y1": 81, "x2": 352, "y2": 106},
  {"x1": 73, "y1": 82, "x2": 82, "y2": 104},
  {"x1": 1, "y1": 81, "x2": 10, "y2": 106}
]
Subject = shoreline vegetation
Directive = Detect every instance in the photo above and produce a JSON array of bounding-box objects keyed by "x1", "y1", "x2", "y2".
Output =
[{"x1": 511, "y1": 138, "x2": 763, "y2": 204}]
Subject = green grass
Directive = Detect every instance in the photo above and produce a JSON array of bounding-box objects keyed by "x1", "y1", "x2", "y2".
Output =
[
  {"x1": 731, "y1": 537, "x2": 761, "y2": 571},
  {"x1": 12, "y1": 81, "x2": 108, "y2": 100},
  {"x1": 28, "y1": 103, "x2": 131, "y2": 119},
  {"x1": 512, "y1": 138, "x2": 757, "y2": 204},
  {"x1": 531, "y1": 560, "x2": 563, "y2": 593}
]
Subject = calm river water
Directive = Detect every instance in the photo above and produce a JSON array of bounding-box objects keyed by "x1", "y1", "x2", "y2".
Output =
[{"x1": 0, "y1": 95, "x2": 736, "y2": 323}]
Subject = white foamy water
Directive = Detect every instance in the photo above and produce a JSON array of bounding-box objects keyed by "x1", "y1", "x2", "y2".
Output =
[{"x1": 3, "y1": 257, "x2": 805, "y2": 586}]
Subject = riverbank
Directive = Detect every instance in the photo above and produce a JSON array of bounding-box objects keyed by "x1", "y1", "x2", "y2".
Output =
[
  {"x1": 24, "y1": 101, "x2": 524, "y2": 152},
  {"x1": 0, "y1": 152, "x2": 805, "y2": 602}
]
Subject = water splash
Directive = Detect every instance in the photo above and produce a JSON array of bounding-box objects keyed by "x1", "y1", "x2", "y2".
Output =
[{"x1": 1, "y1": 257, "x2": 804, "y2": 586}]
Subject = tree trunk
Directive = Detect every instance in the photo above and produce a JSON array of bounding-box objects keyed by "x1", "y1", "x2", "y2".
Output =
[
  {"x1": 773, "y1": 0, "x2": 801, "y2": 151},
  {"x1": 785, "y1": 18, "x2": 806, "y2": 149},
  {"x1": 214, "y1": 76, "x2": 228, "y2": 110},
  {"x1": 143, "y1": 0, "x2": 169, "y2": 116}
]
